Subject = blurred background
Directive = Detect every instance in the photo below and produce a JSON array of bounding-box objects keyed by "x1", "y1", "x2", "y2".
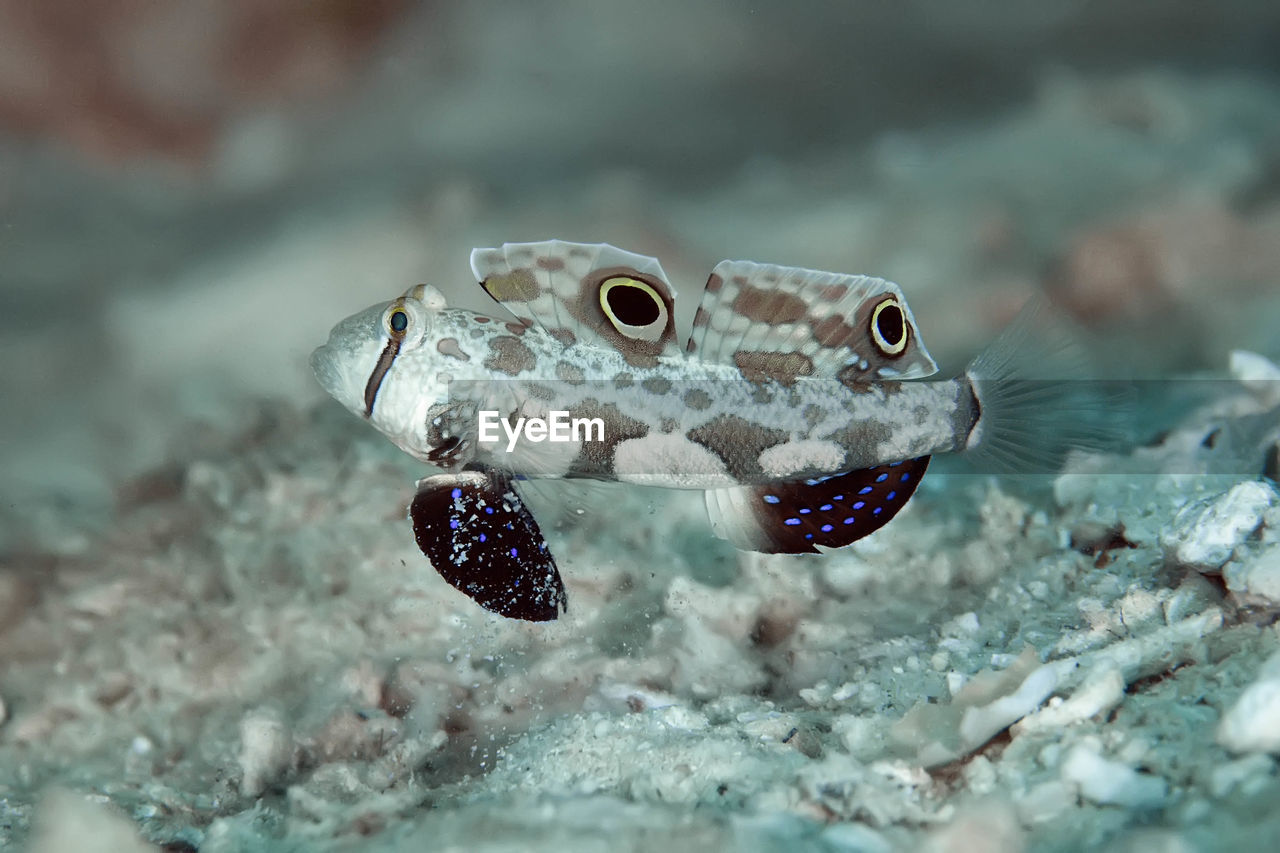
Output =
[{"x1": 3, "y1": 0, "x2": 1280, "y2": 551}]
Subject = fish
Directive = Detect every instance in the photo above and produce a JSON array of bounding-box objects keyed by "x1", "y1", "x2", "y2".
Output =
[{"x1": 312, "y1": 240, "x2": 1104, "y2": 621}]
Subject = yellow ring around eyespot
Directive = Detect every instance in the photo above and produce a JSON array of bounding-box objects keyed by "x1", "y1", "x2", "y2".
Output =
[
  {"x1": 870, "y1": 298, "x2": 908, "y2": 355},
  {"x1": 599, "y1": 276, "x2": 665, "y2": 329}
]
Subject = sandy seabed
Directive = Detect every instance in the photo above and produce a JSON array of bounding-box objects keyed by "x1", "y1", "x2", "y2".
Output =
[{"x1": 3, "y1": 16, "x2": 1280, "y2": 850}]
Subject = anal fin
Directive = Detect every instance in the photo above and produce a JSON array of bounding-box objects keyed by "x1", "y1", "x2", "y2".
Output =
[
  {"x1": 409, "y1": 469, "x2": 567, "y2": 621},
  {"x1": 705, "y1": 457, "x2": 930, "y2": 554}
]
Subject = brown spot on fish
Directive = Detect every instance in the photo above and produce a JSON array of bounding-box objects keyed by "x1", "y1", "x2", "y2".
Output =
[
  {"x1": 549, "y1": 328, "x2": 577, "y2": 347},
  {"x1": 556, "y1": 361, "x2": 586, "y2": 384},
  {"x1": 660, "y1": 417, "x2": 679, "y2": 433},
  {"x1": 641, "y1": 377, "x2": 672, "y2": 395},
  {"x1": 821, "y1": 419, "x2": 894, "y2": 466},
  {"x1": 484, "y1": 335, "x2": 536, "y2": 376},
  {"x1": 811, "y1": 314, "x2": 857, "y2": 348},
  {"x1": 482, "y1": 269, "x2": 541, "y2": 302},
  {"x1": 688, "y1": 414, "x2": 788, "y2": 482},
  {"x1": 436, "y1": 337, "x2": 471, "y2": 362},
  {"x1": 733, "y1": 350, "x2": 814, "y2": 386},
  {"x1": 839, "y1": 370, "x2": 909, "y2": 397},
  {"x1": 505, "y1": 321, "x2": 529, "y2": 336},
  {"x1": 692, "y1": 307, "x2": 711, "y2": 328},
  {"x1": 733, "y1": 284, "x2": 808, "y2": 324},
  {"x1": 524, "y1": 382, "x2": 557, "y2": 401},
  {"x1": 469, "y1": 328, "x2": 486, "y2": 339},
  {"x1": 536, "y1": 255, "x2": 566, "y2": 271},
  {"x1": 705, "y1": 273, "x2": 724, "y2": 293},
  {"x1": 474, "y1": 315, "x2": 491, "y2": 323},
  {"x1": 625, "y1": 352, "x2": 661, "y2": 368},
  {"x1": 614, "y1": 372, "x2": 634, "y2": 388},
  {"x1": 837, "y1": 363, "x2": 871, "y2": 387},
  {"x1": 565, "y1": 400, "x2": 651, "y2": 477},
  {"x1": 683, "y1": 388, "x2": 712, "y2": 410},
  {"x1": 820, "y1": 284, "x2": 849, "y2": 301}
]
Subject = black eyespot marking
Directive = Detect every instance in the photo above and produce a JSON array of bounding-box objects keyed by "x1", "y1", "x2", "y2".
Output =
[
  {"x1": 605, "y1": 283, "x2": 661, "y2": 327},
  {"x1": 870, "y1": 298, "x2": 908, "y2": 357},
  {"x1": 390, "y1": 309, "x2": 409, "y2": 333},
  {"x1": 876, "y1": 304, "x2": 903, "y2": 343}
]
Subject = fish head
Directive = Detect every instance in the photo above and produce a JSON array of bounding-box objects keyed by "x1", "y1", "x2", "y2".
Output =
[{"x1": 311, "y1": 283, "x2": 461, "y2": 460}]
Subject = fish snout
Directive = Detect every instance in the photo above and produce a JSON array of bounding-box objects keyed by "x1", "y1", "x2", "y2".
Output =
[{"x1": 310, "y1": 340, "x2": 366, "y2": 415}]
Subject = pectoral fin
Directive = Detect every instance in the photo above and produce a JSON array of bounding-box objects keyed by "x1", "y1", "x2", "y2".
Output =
[{"x1": 409, "y1": 470, "x2": 567, "y2": 621}]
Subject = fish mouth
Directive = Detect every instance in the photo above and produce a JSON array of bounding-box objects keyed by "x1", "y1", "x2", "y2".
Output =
[
  {"x1": 309, "y1": 344, "x2": 339, "y2": 398},
  {"x1": 310, "y1": 342, "x2": 365, "y2": 416}
]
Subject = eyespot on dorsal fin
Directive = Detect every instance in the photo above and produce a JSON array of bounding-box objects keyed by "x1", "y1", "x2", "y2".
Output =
[
  {"x1": 687, "y1": 260, "x2": 937, "y2": 382},
  {"x1": 704, "y1": 457, "x2": 930, "y2": 553},
  {"x1": 470, "y1": 241, "x2": 679, "y2": 367},
  {"x1": 409, "y1": 469, "x2": 567, "y2": 621}
]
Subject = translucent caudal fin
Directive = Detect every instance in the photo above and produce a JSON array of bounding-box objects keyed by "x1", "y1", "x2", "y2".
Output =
[{"x1": 963, "y1": 297, "x2": 1129, "y2": 474}]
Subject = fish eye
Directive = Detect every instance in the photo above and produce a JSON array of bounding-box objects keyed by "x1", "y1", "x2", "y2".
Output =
[
  {"x1": 870, "y1": 298, "x2": 907, "y2": 357},
  {"x1": 387, "y1": 307, "x2": 410, "y2": 336}
]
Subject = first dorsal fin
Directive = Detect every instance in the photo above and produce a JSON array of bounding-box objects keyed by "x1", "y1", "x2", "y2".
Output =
[
  {"x1": 705, "y1": 457, "x2": 930, "y2": 553},
  {"x1": 686, "y1": 260, "x2": 938, "y2": 382},
  {"x1": 470, "y1": 241, "x2": 680, "y2": 367}
]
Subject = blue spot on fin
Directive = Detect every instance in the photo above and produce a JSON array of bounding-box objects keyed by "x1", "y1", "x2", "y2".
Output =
[{"x1": 733, "y1": 456, "x2": 931, "y2": 554}]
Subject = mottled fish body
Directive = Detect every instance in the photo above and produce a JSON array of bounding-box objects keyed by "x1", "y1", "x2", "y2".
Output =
[{"x1": 312, "y1": 240, "x2": 1091, "y2": 621}]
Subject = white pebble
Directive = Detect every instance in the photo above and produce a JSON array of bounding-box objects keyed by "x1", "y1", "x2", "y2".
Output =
[
  {"x1": 237, "y1": 709, "x2": 292, "y2": 797},
  {"x1": 1060, "y1": 744, "x2": 1168, "y2": 809},
  {"x1": 1016, "y1": 780, "x2": 1073, "y2": 824},
  {"x1": 1218, "y1": 653, "x2": 1280, "y2": 754},
  {"x1": 1161, "y1": 481, "x2": 1276, "y2": 570},
  {"x1": 1209, "y1": 754, "x2": 1275, "y2": 797},
  {"x1": 1223, "y1": 545, "x2": 1280, "y2": 606},
  {"x1": 28, "y1": 789, "x2": 155, "y2": 853}
]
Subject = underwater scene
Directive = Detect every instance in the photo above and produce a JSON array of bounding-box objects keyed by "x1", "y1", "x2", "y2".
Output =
[{"x1": 3, "y1": 2, "x2": 1280, "y2": 850}]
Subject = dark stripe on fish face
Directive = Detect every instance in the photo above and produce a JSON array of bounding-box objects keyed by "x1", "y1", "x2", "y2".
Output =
[{"x1": 363, "y1": 338, "x2": 401, "y2": 417}]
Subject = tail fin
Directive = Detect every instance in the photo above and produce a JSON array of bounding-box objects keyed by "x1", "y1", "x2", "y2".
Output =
[{"x1": 963, "y1": 297, "x2": 1127, "y2": 473}]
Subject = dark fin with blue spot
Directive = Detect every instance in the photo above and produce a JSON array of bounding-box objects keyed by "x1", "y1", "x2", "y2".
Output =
[
  {"x1": 409, "y1": 470, "x2": 567, "y2": 621},
  {"x1": 705, "y1": 457, "x2": 930, "y2": 554}
]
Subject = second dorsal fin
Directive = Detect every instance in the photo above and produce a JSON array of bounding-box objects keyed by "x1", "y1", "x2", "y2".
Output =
[{"x1": 685, "y1": 259, "x2": 938, "y2": 382}]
